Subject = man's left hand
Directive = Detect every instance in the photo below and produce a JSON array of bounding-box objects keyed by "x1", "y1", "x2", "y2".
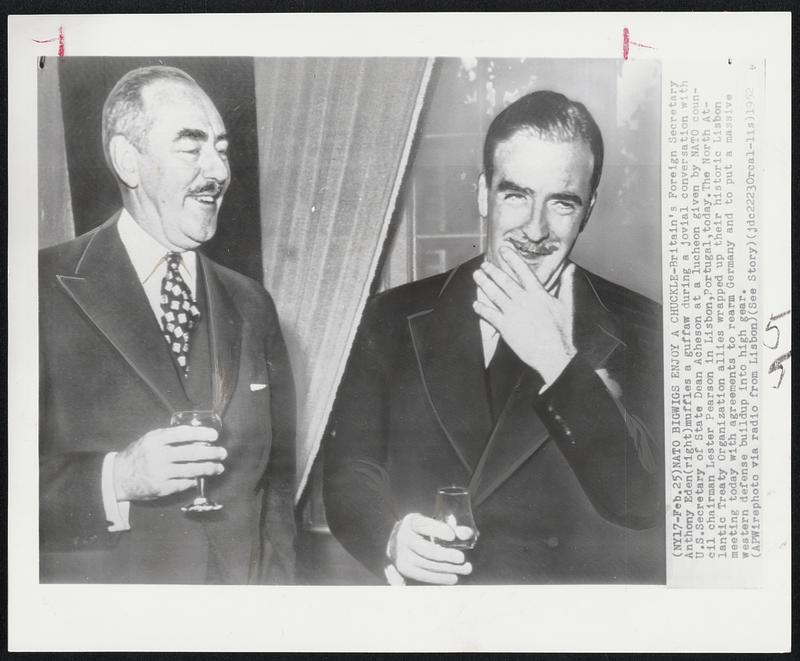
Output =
[{"x1": 473, "y1": 247, "x2": 576, "y2": 386}]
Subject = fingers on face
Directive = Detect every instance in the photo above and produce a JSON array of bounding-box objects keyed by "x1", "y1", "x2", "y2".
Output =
[
  {"x1": 499, "y1": 247, "x2": 542, "y2": 291},
  {"x1": 479, "y1": 261, "x2": 523, "y2": 298},
  {"x1": 473, "y1": 268, "x2": 511, "y2": 309}
]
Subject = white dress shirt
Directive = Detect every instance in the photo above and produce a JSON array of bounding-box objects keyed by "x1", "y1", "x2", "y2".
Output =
[
  {"x1": 477, "y1": 285, "x2": 501, "y2": 369},
  {"x1": 101, "y1": 210, "x2": 198, "y2": 532}
]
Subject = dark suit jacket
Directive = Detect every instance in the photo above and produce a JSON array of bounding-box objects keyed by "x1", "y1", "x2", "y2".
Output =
[
  {"x1": 324, "y1": 255, "x2": 665, "y2": 584},
  {"x1": 39, "y1": 215, "x2": 296, "y2": 584}
]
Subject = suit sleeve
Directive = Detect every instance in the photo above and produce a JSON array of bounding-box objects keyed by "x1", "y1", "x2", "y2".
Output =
[
  {"x1": 257, "y1": 292, "x2": 297, "y2": 583},
  {"x1": 536, "y1": 323, "x2": 664, "y2": 530},
  {"x1": 323, "y1": 298, "x2": 398, "y2": 579}
]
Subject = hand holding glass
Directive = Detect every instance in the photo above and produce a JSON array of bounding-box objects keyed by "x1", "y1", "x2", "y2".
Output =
[
  {"x1": 171, "y1": 410, "x2": 223, "y2": 513},
  {"x1": 431, "y1": 486, "x2": 479, "y2": 550}
]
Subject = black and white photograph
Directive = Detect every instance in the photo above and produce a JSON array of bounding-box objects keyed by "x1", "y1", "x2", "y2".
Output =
[
  {"x1": 37, "y1": 56, "x2": 663, "y2": 586},
  {"x1": 9, "y1": 12, "x2": 791, "y2": 652}
]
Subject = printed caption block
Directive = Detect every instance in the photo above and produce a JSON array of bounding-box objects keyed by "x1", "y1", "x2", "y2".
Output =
[{"x1": 663, "y1": 60, "x2": 763, "y2": 587}]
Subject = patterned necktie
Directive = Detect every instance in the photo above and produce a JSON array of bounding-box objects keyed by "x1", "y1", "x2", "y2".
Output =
[{"x1": 160, "y1": 252, "x2": 200, "y2": 374}]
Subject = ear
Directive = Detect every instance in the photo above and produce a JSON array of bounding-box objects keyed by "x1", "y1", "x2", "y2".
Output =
[
  {"x1": 108, "y1": 135, "x2": 140, "y2": 189},
  {"x1": 579, "y1": 190, "x2": 597, "y2": 232},
  {"x1": 477, "y1": 172, "x2": 488, "y2": 218}
]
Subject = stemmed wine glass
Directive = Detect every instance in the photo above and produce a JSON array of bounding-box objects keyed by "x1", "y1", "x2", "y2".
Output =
[
  {"x1": 171, "y1": 410, "x2": 223, "y2": 513},
  {"x1": 431, "y1": 486, "x2": 479, "y2": 550}
]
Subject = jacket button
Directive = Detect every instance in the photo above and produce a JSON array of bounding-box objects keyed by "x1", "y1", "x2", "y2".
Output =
[{"x1": 546, "y1": 536, "x2": 559, "y2": 548}]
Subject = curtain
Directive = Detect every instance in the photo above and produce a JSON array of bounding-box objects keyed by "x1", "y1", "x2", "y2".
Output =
[
  {"x1": 38, "y1": 58, "x2": 74, "y2": 248},
  {"x1": 254, "y1": 58, "x2": 433, "y2": 500}
]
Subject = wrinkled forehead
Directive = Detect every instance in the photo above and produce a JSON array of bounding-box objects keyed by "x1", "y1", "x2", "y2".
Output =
[{"x1": 140, "y1": 79, "x2": 226, "y2": 134}]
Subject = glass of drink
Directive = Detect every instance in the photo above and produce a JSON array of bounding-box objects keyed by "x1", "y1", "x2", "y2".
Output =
[
  {"x1": 431, "y1": 486, "x2": 479, "y2": 550},
  {"x1": 171, "y1": 410, "x2": 223, "y2": 513}
]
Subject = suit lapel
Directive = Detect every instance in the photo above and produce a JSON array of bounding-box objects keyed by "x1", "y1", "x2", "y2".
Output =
[
  {"x1": 56, "y1": 217, "x2": 192, "y2": 414},
  {"x1": 199, "y1": 255, "x2": 242, "y2": 418},
  {"x1": 572, "y1": 267, "x2": 626, "y2": 370},
  {"x1": 408, "y1": 256, "x2": 493, "y2": 473},
  {"x1": 468, "y1": 368, "x2": 550, "y2": 508},
  {"x1": 468, "y1": 264, "x2": 628, "y2": 507}
]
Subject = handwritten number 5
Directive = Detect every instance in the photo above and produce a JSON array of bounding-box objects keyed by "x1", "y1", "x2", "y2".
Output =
[
  {"x1": 764, "y1": 310, "x2": 791, "y2": 389},
  {"x1": 764, "y1": 310, "x2": 790, "y2": 350}
]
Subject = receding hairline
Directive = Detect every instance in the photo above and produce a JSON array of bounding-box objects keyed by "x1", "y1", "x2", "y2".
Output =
[
  {"x1": 136, "y1": 78, "x2": 221, "y2": 123},
  {"x1": 139, "y1": 76, "x2": 209, "y2": 104}
]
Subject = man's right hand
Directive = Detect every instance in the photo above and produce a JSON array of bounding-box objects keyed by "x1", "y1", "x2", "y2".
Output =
[
  {"x1": 388, "y1": 513, "x2": 473, "y2": 585},
  {"x1": 113, "y1": 426, "x2": 226, "y2": 501}
]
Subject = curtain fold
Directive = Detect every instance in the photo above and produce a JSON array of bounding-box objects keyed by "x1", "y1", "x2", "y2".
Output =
[
  {"x1": 254, "y1": 57, "x2": 433, "y2": 499},
  {"x1": 38, "y1": 58, "x2": 74, "y2": 248}
]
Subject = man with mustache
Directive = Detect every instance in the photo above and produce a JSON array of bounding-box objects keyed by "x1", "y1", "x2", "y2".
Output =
[
  {"x1": 39, "y1": 66, "x2": 296, "y2": 583},
  {"x1": 324, "y1": 90, "x2": 664, "y2": 584}
]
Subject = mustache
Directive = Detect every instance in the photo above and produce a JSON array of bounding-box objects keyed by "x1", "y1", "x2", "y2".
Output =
[
  {"x1": 506, "y1": 236, "x2": 560, "y2": 255},
  {"x1": 188, "y1": 181, "x2": 225, "y2": 197}
]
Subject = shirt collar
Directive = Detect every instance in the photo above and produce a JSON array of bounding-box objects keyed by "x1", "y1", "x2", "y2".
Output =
[{"x1": 117, "y1": 209, "x2": 197, "y2": 286}]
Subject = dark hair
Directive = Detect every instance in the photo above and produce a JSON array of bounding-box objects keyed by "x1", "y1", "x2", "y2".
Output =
[
  {"x1": 101, "y1": 65, "x2": 199, "y2": 172},
  {"x1": 483, "y1": 90, "x2": 604, "y2": 195}
]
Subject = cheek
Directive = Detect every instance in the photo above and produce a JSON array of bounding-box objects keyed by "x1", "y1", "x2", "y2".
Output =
[
  {"x1": 491, "y1": 204, "x2": 527, "y2": 234},
  {"x1": 550, "y1": 215, "x2": 583, "y2": 242}
]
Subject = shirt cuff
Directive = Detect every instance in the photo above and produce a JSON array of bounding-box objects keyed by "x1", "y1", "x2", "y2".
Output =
[
  {"x1": 102, "y1": 452, "x2": 131, "y2": 532},
  {"x1": 384, "y1": 520, "x2": 406, "y2": 585}
]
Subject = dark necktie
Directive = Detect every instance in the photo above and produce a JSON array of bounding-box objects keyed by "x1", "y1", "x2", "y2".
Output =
[
  {"x1": 485, "y1": 337, "x2": 524, "y2": 422},
  {"x1": 160, "y1": 252, "x2": 200, "y2": 375}
]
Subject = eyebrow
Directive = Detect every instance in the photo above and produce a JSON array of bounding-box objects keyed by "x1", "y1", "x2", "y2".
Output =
[
  {"x1": 175, "y1": 128, "x2": 229, "y2": 144},
  {"x1": 497, "y1": 178, "x2": 584, "y2": 207}
]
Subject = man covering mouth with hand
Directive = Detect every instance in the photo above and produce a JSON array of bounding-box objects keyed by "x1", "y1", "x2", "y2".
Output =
[{"x1": 324, "y1": 89, "x2": 664, "y2": 586}]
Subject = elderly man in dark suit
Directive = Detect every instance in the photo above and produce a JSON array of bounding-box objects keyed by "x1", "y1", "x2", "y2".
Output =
[
  {"x1": 39, "y1": 65, "x2": 296, "y2": 584},
  {"x1": 324, "y1": 90, "x2": 664, "y2": 585}
]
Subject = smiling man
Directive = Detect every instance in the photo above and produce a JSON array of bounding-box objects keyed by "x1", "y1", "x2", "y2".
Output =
[
  {"x1": 324, "y1": 90, "x2": 665, "y2": 585},
  {"x1": 39, "y1": 66, "x2": 296, "y2": 583}
]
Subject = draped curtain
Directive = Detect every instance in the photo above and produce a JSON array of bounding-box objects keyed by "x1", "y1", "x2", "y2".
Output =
[
  {"x1": 254, "y1": 58, "x2": 432, "y2": 499},
  {"x1": 38, "y1": 58, "x2": 74, "y2": 248}
]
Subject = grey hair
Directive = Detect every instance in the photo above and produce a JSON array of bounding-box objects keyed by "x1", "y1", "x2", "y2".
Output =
[{"x1": 101, "y1": 65, "x2": 199, "y2": 173}]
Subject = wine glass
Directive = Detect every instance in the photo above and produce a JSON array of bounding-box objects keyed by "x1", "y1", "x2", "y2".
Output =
[
  {"x1": 431, "y1": 486, "x2": 479, "y2": 550},
  {"x1": 171, "y1": 410, "x2": 223, "y2": 513}
]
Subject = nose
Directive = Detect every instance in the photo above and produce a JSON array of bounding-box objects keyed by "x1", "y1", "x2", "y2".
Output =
[
  {"x1": 200, "y1": 145, "x2": 230, "y2": 184},
  {"x1": 522, "y1": 202, "x2": 549, "y2": 242}
]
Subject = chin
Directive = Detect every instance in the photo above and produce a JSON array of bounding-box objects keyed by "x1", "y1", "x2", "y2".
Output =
[{"x1": 187, "y1": 219, "x2": 218, "y2": 242}]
